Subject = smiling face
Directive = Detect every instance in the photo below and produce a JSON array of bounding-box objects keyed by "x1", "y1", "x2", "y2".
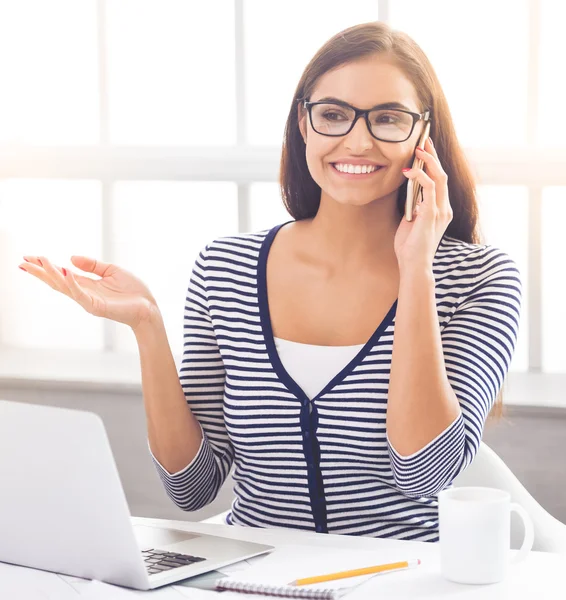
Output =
[{"x1": 298, "y1": 54, "x2": 426, "y2": 211}]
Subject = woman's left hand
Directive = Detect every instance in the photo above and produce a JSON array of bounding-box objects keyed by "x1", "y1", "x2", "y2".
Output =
[{"x1": 393, "y1": 136, "x2": 453, "y2": 272}]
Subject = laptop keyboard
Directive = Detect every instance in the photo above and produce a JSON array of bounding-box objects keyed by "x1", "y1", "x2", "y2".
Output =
[{"x1": 142, "y1": 548, "x2": 206, "y2": 575}]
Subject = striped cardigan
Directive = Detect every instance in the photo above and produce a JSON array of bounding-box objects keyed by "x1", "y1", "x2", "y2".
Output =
[{"x1": 150, "y1": 220, "x2": 522, "y2": 542}]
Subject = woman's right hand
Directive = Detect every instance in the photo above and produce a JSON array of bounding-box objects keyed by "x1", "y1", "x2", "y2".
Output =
[{"x1": 18, "y1": 255, "x2": 160, "y2": 331}]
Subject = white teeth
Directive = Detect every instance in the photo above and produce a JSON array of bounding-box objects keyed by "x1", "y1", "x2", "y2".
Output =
[{"x1": 334, "y1": 163, "x2": 379, "y2": 174}]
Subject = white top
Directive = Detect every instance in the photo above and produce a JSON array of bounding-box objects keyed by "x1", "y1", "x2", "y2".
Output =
[{"x1": 273, "y1": 336, "x2": 365, "y2": 400}]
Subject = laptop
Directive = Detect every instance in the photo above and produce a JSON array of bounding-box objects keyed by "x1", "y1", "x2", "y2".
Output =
[{"x1": 0, "y1": 400, "x2": 273, "y2": 590}]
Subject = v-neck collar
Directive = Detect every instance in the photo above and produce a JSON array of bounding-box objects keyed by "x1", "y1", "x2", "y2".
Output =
[{"x1": 257, "y1": 221, "x2": 398, "y2": 403}]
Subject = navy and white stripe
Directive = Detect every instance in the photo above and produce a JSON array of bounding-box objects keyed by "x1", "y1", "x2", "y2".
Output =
[{"x1": 151, "y1": 220, "x2": 522, "y2": 542}]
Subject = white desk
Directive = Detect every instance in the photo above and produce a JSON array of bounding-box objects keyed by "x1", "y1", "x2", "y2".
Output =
[{"x1": 1, "y1": 516, "x2": 565, "y2": 599}]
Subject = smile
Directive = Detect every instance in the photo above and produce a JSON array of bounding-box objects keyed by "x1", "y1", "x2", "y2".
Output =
[{"x1": 331, "y1": 163, "x2": 384, "y2": 178}]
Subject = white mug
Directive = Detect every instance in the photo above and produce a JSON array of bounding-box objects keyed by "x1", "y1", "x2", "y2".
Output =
[{"x1": 438, "y1": 486, "x2": 535, "y2": 584}]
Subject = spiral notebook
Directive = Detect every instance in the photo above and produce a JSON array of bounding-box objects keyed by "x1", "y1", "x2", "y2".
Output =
[
  {"x1": 215, "y1": 578, "x2": 342, "y2": 598},
  {"x1": 213, "y1": 544, "x2": 416, "y2": 599}
]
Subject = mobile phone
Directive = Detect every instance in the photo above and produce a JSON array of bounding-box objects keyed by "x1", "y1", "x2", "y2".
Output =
[{"x1": 404, "y1": 120, "x2": 432, "y2": 222}]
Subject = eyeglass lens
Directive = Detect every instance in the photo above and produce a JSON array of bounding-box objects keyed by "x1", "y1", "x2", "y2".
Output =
[{"x1": 310, "y1": 103, "x2": 414, "y2": 141}]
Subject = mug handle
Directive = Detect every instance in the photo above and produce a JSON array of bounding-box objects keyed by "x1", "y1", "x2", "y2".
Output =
[{"x1": 510, "y1": 502, "x2": 535, "y2": 564}]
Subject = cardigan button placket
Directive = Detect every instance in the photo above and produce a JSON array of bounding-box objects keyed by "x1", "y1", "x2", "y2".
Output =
[{"x1": 299, "y1": 397, "x2": 327, "y2": 534}]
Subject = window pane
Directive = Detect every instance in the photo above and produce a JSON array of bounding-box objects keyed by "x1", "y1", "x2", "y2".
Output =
[
  {"x1": 0, "y1": 1, "x2": 99, "y2": 144},
  {"x1": 112, "y1": 182, "x2": 238, "y2": 355},
  {"x1": 537, "y1": 1, "x2": 566, "y2": 147},
  {"x1": 542, "y1": 188, "x2": 565, "y2": 372},
  {"x1": 244, "y1": 1, "x2": 380, "y2": 145},
  {"x1": 390, "y1": 0, "x2": 529, "y2": 148},
  {"x1": 106, "y1": 0, "x2": 236, "y2": 145},
  {"x1": 249, "y1": 183, "x2": 291, "y2": 232},
  {"x1": 0, "y1": 180, "x2": 103, "y2": 350},
  {"x1": 476, "y1": 185, "x2": 529, "y2": 372}
]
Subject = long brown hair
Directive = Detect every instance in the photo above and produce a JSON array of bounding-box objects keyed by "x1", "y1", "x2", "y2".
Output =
[{"x1": 279, "y1": 21, "x2": 505, "y2": 421}]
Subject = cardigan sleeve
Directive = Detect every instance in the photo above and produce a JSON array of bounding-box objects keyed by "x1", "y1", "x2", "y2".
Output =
[
  {"x1": 149, "y1": 243, "x2": 234, "y2": 511},
  {"x1": 387, "y1": 246, "x2": 523, "y2": 498}
]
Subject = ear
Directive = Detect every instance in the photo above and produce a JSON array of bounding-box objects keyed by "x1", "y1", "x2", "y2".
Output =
[{"x1": 297, "y1": 101, "x2": 307, "y2": 144}]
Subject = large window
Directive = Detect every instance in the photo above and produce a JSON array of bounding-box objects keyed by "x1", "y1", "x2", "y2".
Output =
[
  {"x1": 105, "y1": 1, "x2": 237, "y2": 146},
  {"x1": 0, "y1": 0, "x2": 563, "y2": 376},
  {"x1": 0, "y1": 1, "x2": 99, "y2": 145},
  {"x1": 389, "y1": 0, "x2": 530, "y2": 148}
]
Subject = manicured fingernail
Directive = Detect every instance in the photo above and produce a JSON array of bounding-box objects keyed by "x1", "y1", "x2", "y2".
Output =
[
  {"x1": 62, "y1": 267, "x2": 67, "y2": 276},
  {"x1": 402, "y1": 168, "x2": 411, "y2": 172},
  {"x1": 19, "y1": 266, "x2": 27, "y2": 272}
]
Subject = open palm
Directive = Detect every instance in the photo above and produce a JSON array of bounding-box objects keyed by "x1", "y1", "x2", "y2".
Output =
[{"x1": 19, "y1": 254, "x2": 159, "y2": 330}]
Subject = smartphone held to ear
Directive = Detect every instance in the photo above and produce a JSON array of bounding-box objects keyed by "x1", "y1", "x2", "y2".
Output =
[{"x1": 404, "y1": 121, "x2": 431, "y2": 222}]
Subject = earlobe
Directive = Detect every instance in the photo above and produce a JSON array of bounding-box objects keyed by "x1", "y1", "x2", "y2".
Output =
[{"x1": 299, "y1": 121, "x2": 307, "y2": 144}]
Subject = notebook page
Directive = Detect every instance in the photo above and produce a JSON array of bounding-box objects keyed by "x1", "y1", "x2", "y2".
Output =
[{"x1": 219, "y1": 544, "x2": 419, "y2": 591}]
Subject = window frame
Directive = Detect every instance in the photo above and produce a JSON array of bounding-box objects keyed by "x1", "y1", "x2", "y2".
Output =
[{"x1": 0, "y1": 0, "x2": 561, "y2": 378}]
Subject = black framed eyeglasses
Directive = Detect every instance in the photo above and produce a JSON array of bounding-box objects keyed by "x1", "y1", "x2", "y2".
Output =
[{"x1": 303, "y1": 99, "x2": 431, "y2": 143}]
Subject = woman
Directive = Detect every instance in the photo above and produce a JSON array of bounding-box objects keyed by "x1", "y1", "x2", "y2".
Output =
[{"x1": 19, "y1": 22, "x2": 521, "y2": 542}]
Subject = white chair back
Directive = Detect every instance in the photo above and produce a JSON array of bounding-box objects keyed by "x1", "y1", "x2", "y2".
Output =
[{"x1": 452, "y1": 442, "x2": 566, "y2": 554}]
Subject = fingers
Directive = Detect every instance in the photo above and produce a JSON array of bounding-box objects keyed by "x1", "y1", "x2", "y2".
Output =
[
  {"x1": 19, "y1": 255, "x2": 97, "y2": 314},
  {"x1": 19, "y1": 256, "x2": 67, "y2": 293},
  {"x1": 402, "y1": 167, "x2": 439, "y2": 223},
  {"x1": 23, "y1": 256, "x2": 42, "y2": 267},
  {"x1": 63, "y1": 267, "x2": 96, "y2": 314},
  {"x1": 37, "y1": 256, "x2": 69, "y2": 294},
  {"x1": 415, "y1": 139, "x2": 447, "y2": 183},
  {"x1": 425, "y1": 136, "x2": 443, "y2": 168},
  {"x1": 71, "y1": 255, "x2": 114, "y2": 278},
  {"x1": 24, "y1": 254, "x2": 110, "y2": 278},
  {"x1": 410, "y1": 137, "x2": 452, "y2": 220}
]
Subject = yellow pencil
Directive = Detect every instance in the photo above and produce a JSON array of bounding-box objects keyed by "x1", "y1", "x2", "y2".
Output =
[{"x1": 290, "y1": 558, "x2": 421, "y2": 586}]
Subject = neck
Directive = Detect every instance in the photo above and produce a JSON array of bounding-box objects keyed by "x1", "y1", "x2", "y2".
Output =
[{"x1": 303, "y1": 190, "x2": 401, "y2": 272}]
